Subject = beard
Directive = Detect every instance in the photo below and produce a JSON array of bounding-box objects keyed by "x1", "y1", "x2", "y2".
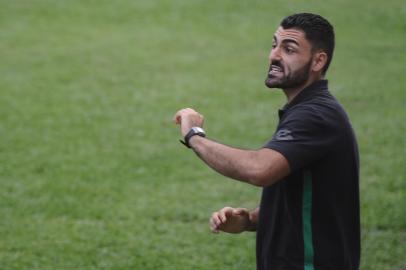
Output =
[{"x1": 265, "y1": 59, "x2": 312, "y2": 90}]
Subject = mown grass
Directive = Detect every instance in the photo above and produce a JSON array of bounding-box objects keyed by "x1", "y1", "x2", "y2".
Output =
[{"x1": 0, "y1": 0, "x2": 405, "y2": 269}]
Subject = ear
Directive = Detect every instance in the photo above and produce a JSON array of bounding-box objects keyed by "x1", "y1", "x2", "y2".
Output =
[{"x1": 311, "y1": 51, "x2": 328, "y2": 73}]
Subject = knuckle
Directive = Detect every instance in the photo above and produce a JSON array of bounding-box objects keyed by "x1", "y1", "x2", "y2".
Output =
[{"x1": 222, "y1": 206, "x2": 232, "y2": 212}]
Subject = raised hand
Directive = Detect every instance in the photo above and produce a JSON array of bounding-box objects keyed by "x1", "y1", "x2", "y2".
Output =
[{"x1": 173, "y1": 108, "x2": 204, "y2": 137}]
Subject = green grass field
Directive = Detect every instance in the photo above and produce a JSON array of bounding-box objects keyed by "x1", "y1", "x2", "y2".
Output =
[{"x1": 1, "y1": 0, "x2": 405, "y2": 269}]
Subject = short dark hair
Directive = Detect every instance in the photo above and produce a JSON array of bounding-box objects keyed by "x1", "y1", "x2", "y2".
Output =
[{"x1": 281, "y1": 13, "x2": 335, "y2": 75}]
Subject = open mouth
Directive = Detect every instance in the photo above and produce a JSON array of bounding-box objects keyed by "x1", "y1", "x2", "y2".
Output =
[{"x1": 269, "y1": 65, "x2": 283, "y2": 76}]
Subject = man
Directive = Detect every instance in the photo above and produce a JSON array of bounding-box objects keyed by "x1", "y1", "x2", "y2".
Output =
[{"x1": 173, "y1": 13, "x2": 360, "y2": 270}]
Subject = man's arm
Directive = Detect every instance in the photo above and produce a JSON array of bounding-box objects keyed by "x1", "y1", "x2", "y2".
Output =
[
  {"x1": 173, "y1": 108, "x2": 290, "y2": 187},
  {"x1": 189, "y1": 136, "x2": 289, "y2": 187}
]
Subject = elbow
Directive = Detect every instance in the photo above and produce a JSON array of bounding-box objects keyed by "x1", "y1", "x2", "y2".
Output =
[
  {"x1": 244, "y1": 149, "x2": 290, "y2": 187},
  {"x1": 248, "y1": 171, "x2": 276, "y2": 187}
]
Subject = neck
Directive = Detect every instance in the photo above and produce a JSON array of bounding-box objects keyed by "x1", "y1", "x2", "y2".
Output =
[{"x1": 283, "y1": 74, "x2": 323, "y2": 103}]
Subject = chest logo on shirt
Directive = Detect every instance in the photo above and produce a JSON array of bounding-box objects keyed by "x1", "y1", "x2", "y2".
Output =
[{"x1": 274, "y1": 129, "x2": 293, "y2": 141}]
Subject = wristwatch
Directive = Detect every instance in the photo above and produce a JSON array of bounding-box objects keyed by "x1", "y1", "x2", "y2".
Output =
[{"x1": 180, "y1": 127, "x2": 206, "y2": 148}]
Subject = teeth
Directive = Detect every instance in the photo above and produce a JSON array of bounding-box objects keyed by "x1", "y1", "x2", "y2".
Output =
[{"x1": 271, "y1": 65, "x2": 282, "y2": 72}]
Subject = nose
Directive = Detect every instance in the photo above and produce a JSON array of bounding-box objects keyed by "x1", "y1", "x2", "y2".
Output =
[{"x1": 269, "y1": 47, "x2": 281, "y2": 63}]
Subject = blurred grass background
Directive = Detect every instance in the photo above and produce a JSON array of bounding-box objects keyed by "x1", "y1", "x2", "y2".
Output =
[{"x1": 0, "y1": 0, "x2": 405, "y2": 269}]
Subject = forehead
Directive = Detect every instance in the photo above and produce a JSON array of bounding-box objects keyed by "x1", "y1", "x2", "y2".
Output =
[{"x1": 273, "y1": 26, "x2": 309, "y2": 46}]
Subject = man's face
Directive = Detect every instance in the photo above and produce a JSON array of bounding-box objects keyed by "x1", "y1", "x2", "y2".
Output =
[{"x1": 265, "y1": 27, "x2": 314, "y2": 90}]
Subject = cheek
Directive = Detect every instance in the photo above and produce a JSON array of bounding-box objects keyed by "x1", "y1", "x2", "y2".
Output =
[
  {"x1": 283, "y1": 59, "x2": 298, "y2": 73},
  {"x1": 287, "y1": 56, "x2": 310, "y2": 72}
]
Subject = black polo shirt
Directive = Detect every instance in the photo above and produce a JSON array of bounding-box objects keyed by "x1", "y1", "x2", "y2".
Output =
[{"x1": 258, "y1": 80, "x2": 360, "y2": 270}]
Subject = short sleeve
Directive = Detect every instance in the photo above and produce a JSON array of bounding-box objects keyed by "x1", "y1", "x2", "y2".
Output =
[{"x1": 264, "y1": 105, "x2": 338, "y2": 172}]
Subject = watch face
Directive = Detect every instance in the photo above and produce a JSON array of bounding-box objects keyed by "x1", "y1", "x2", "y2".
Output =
[{"x1": 192, "y1": 127, "x2": 204, "y2": 133}]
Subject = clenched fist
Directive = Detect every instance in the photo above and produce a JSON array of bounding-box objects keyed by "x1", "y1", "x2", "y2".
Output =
[{"x1": 173, "y1": 108, "x2": 204, "y2": 137}]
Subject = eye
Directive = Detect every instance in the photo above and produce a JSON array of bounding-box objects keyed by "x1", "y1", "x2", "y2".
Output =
[
  {"x1": 271, "y1": 43, "x2": 276, "y2": 49},
  {"x1": 284, "y1": 46, "x2": 295, "y2": 54}
]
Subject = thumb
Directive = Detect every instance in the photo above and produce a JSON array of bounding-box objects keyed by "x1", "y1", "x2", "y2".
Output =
[
  {"x1": 233, "y1": 208, "x2": 248, "y2": 215},
  {"x1": 173, "y1": 114, "x2": 181, "y2": 125}
]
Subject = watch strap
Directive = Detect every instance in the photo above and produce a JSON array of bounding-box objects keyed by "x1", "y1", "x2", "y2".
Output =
[{"x1": 180, "y1": 127, "x2": 206, "y2": 148}]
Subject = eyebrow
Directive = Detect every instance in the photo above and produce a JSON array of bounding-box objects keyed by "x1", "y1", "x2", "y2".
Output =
[{"x1": 273, "y1": 35, "x2": 300, "y2": 46}]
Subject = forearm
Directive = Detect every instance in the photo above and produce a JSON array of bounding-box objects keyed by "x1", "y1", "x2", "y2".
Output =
[{"x1": 189, "y1": 136, "x2": 267, "y2": 186}]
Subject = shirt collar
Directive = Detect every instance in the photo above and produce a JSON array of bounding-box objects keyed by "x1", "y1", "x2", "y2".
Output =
[{"x1": 278, "y1": 79, "x2": 328, "y2": 118}]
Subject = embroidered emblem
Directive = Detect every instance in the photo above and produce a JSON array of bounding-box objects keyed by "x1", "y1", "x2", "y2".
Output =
[{"x1": 274, "y1": 129, "x2": 293, "y2": 140}]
